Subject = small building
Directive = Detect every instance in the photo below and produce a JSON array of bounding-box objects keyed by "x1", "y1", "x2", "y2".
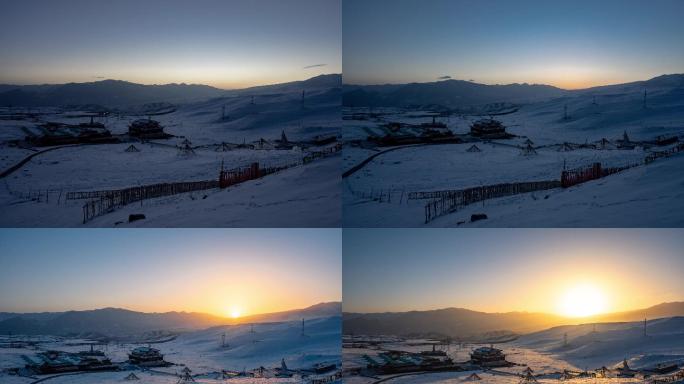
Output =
[
  {"x1": 519, "y1": 371, "x2": 538, "y2": 384},
  {"x1": 466, "y1": 373, "x2": 482, "y2": 381},
  {"x1": 275, "y1": 130, "x2": 293, "y2": 149},
  {"x1": 470, "y1": 119, "x2": 508, "y2": 139},
  {"x1": 124, "y1": 373, "x2": 140, "y2": 381},
  {"x1": 26, "y1": 350, "x2": 114, "y2": 374},
  {"x1": 524, "y1": 138, "x2": 534, "y2": 146},
  {"x1": 618, "y1": 131, "x2": 635, "y2": 149},
  {"x1": 467, "y1": 144, "x2": 481, "y2": 153},
  {"x1": 420, "y1": 344, "x2": 447, "y2": 357},
  {"x1": 420, "y1": 117, "x2": 451, "y2": 137},
  {"x1": 470, "y1": 347, "x2": 509, "y2": 367},
  {"x1": 521, "y1": 143, "x2": 537, "y2": 156},
  {"x1": 128, "y1": 118, "x2": 170, "y2": 139},
  {"x1": 558, "y1": 142, "x2": 574, "y2": 152},
  {"x1": 125, "y1": 144, "x2": 140, "y2": 152},
  {"x1": 28, "y1": 121, "x2": 113, "y2": 146},
  {"x1": 615, "y1": 359, "x2": 636, "y2": 377},
  {"x1": 178, "y1": 142, "x2": 195, "y2": 156},
  {"x1": 215, "y1": 142, "x2": 233, "y2": 152},
  {"x1": 78, "y1": 116, "x2": 105, "y2": 129},
  {"x1": 597, "y1": 138, "x2": 615, "y2": 150},
  {"x1": 128, "y1": 347, "x2": 166, "y2": 366},
  {"x1": 177, "y1": 367, "x2": 195, "y2": 383}
]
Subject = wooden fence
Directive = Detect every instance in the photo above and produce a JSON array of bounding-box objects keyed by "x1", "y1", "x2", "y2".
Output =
[
  {"x1": 420, "y1": 159, "x2": 645, "y2": 223},
  {"x1": 304, "y1": 143, "x2": 342, "y2": 164},
  {"x1": 561, "y1": 162, "x2": 638, "y2": 188},
  {"x1": 308, "y1": 371, "x2": 342, "y2": 384},
  {"x1": 645, "y1": 142, "x2": 684, "y2": 164},
  {"x1": 423, "y1": 180, "x2": 561, "y2": 223},
  {"x1": 80, "y1": 161, "x2": 303, "y2": 223},
  {"x1": 81, "y1": 179, "x2": 220, "y2": 223}
]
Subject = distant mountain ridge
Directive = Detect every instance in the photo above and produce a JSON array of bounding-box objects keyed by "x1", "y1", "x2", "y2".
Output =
[
  {"x1": 0, "y1": 301, "x2": 341, "y2": 337},
  {"x1": 0, "y1": 74, "x2": 341, "y2": 108},
  {"x1": 342, "y1": 74, "x2": 684, "y2": 108},
  {"x1": 343, "y1": 301, "x2": 684, "y2": 339}
]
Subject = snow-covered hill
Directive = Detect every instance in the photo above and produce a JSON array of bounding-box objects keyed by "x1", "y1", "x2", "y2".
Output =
[
  {"x1": 516, "y1": 317, "x2": 684, "y2": 369},
  {"x1": 163, "y1": 316, "x2": 341, "y2": 372}
]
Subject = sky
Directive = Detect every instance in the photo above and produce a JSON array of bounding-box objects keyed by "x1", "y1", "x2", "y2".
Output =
[
  {"x1": 0, "y1": 0, "x2": 341, "y2": 89},
  {"x1": 343, "y1": 0, "x2": 684, "y2": 89},
  {"x1": 0, "y1": 229, "x2": 341, "y2": 318},
  {"x1": 343, "y1": 229, "x2": 684, "y2": 315}
]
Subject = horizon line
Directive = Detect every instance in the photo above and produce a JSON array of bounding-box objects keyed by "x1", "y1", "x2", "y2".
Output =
[
  {"x1": 0, "y1": 73, "x2": 342, "y2": 91},
  {"x1": 342, "y1": 72, "x2": 683, "y2": 91},
  {"x1": 1, "y1": 300, "x2": 342, "y2": 318},
  {"x1": 344, "y1": 300, "x2": 681, "y2": 318}
]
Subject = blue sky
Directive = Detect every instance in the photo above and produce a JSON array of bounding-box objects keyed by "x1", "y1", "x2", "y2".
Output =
[
  {"x1": 343, "y1": 229, "x2": 684, "y2": 314},
  {"x1": 0, "y1": 229, "x2": 341, "y2": 316},
  {"x1": 0, "y1": 0, "x2": 341, "y2": 88},
  {"x1": 343, "y1": 0, "x2": 684, "y2": 88}
]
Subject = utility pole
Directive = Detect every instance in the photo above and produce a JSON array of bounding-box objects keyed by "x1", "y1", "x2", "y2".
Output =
[
  {"x1": 643, "y1": 318, "x2": 647, "y2": 337},
  {"x1": 222, "y1": 332, "x2": 226, "y2": 348},
  {"x1": 563, "y1": 332, "x2": 568, "y2": 347},
  {"x1": 564, "y1": 104, "x2": 569, "y2": 120},
  {"x1": 221, "y1": 105, "x2": 225, "y2": 120},
  {"x1": 643, "y1": 90, "x2": 647, "y2": 109}
]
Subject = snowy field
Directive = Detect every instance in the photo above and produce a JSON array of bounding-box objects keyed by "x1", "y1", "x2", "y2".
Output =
[
  {"x1": 0, "y1": 316, "x2": 341, "y2": 384},
  {"x1": 342, "y1": 317, "x2": 684, "y2": 384},
  {"x1": 342, "y1": 82, "x2": 684, "y2": 227},
  {"x1": 0, "y1": 80, "x2": 341, "y2": 227},
  {"x1": 0, "y1": 154, "x2": 340, "y2": 227}
]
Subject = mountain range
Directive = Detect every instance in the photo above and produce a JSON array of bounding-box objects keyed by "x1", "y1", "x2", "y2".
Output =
[
  {"x1": 0, "y1": 301, "x2": 341, "y2": 338},
  {"x1": 0, "y1": 74, "x2": 341, "y2": 108},
  {"x1": 342, "y1": 74, "x2": 684, "y2": 109},
  {"x1": 343, "y1": 301, "x2": 684, "y2": 340}
]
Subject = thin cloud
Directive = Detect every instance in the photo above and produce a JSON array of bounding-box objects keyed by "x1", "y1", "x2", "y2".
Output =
[
  {"x1": 304, "y1": 63, "x2": 327, "y2": 69},
  {"x1": 437, "y1": 75, "x2": 451, "y2": 80},
  {"x1": 93, "y1": 76, "x2": 106, "y2": 79}
]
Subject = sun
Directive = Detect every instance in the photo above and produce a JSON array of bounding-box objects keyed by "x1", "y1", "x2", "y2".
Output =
[
  {"x1": 230, "y1": 308, "x2": 242, "y2": 319},
  {"x1": 557, "y1": 283, "x2": 607, "y2": 317}
]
